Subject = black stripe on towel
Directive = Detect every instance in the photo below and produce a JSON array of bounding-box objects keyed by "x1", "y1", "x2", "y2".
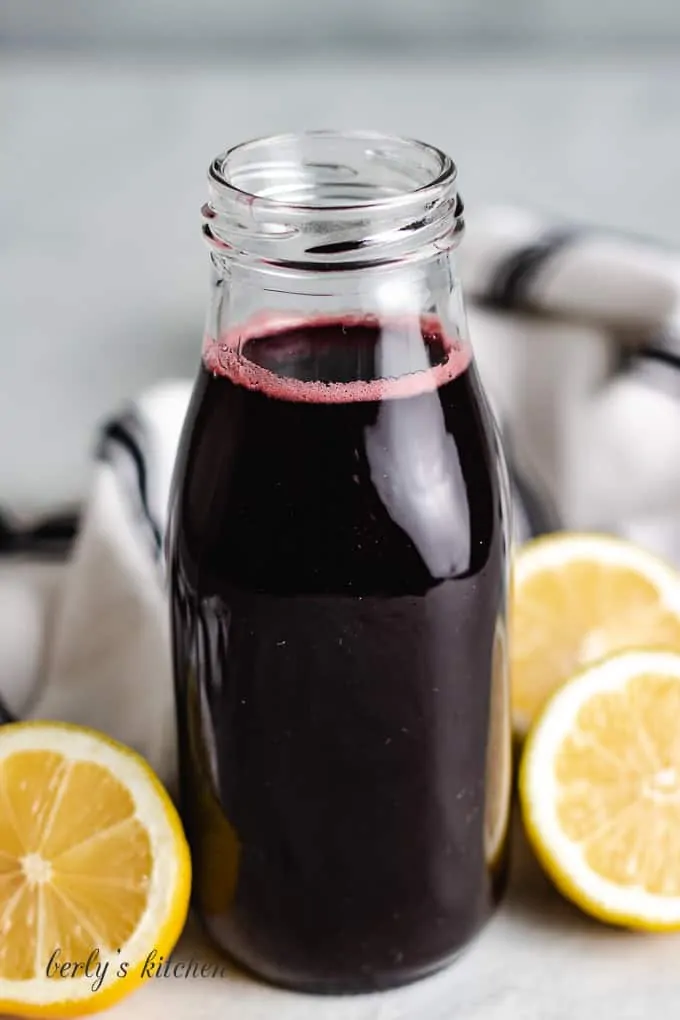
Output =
[
  {"x1": 484, "y1": 227, "x2": 582, "y2": 310},
  {"x1": 97, "y1": 417, "x2": 163, "y2": 556},
  {"x1": 638, "y1": 346, "x2": 680, "y2": 374},
  {"x1": 0, "y1": 508, "x2": 79, "y2": 556},
  {"x1": 632, "y1": 324, "x2": 680, "y2": 378},
  {"x1": 0, "y1": 696, "x2": 15, "y2": 725}
]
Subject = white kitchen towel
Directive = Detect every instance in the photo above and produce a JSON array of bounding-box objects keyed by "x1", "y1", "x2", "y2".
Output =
[
  {"x1": 27, "y1": 383, "x2": 192, "y2": 790},
  {"x1": 461, "y1": 204, "x2": 680, "y2": 554},
  {"x1": 2, "y1": 205, "x2": 680, "y2": 789},
  {"x1": 461, "y1": 204, "x2": 679, "y2": 330},
  {"x1": 565, "y1": 312, "x2": 680, "y2": 553}
]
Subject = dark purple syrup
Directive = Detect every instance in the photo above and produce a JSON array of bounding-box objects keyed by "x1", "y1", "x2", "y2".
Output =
[{"x1": 167, "y1": 316, "x2": 511, "y2": 993}]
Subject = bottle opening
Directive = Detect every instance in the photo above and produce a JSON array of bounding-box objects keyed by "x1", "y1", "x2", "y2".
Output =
[
  {"x1": 211, "y1": 130, "x2": 454, "y2": 208},
  {"x1": 203, "y1": 130, "x2": 463, "y2": 268}
]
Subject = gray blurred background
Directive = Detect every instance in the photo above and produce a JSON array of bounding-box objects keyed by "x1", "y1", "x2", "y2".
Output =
[
  {"x1": 5, "y1": 0, "x2": 680, "y2": 52},
  {"x1": 2, "y1": 1, "x2": 680, "y2": 511}
]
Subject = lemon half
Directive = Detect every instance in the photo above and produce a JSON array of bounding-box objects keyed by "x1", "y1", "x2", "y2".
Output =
[
  {"x1": 0, "y1": 722, "x2": 191, "y2": 1017},
  {"x1": 521, "y1": 649, "x2": 680, "y2": 930}
]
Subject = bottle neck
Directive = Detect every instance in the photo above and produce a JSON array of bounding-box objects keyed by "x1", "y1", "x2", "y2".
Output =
[
  {"x1": 204, "y1": 248, "x2": 470, "y2": 360},
  {"x1": 201, "y1": 132, "x2": 469, "y2": 367}
]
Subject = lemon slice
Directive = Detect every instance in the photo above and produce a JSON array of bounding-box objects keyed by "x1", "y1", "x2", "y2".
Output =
[
  {"x1": 0, "y1": 722, "x2": 191, "y2": 1017},
  {"x1": 521, "y1": 649, "x2": 680, "y2": 929},
  {"x1": 512, "y1": 533, "x2": 680, "y2": 736}
]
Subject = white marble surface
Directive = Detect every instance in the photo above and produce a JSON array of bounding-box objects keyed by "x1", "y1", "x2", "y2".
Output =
[
  {"x1": 99, "y1": 820, "x2": 680, "y2": 1020},
  {"x1": 3, "y1": 50, "x2": 680, "y2": 514}
]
